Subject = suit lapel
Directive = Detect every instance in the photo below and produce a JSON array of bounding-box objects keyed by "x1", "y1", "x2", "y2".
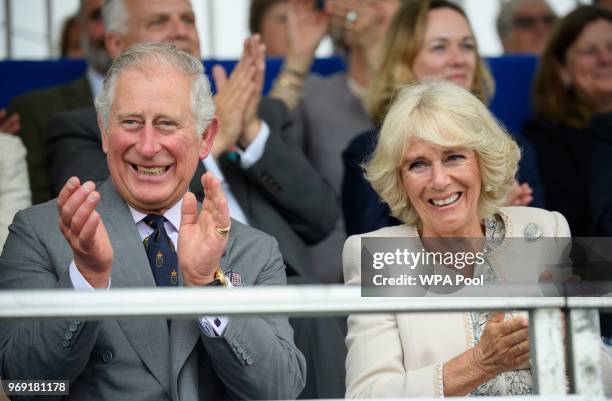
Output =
[{"x1": 98, "y1": 179, "x2": 171, "y2": 395}]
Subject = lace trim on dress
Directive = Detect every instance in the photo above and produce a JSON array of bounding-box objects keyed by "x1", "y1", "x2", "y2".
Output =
[{"x1": 468, "y1": 214, "x2": 534, "y2": 396}]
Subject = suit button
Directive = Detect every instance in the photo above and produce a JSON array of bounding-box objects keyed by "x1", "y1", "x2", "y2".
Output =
[
  {"x1": 236, "y1": 345, "x2": 244, "y2": 353},
  {"x1": 64, "y1": 331, "x2": 73, "y2": 340},
  {"x1": 69, "y1": 323, "x2": 78, "y2": 332},
  {"x1": 102, "y1": 350, "x2": 113, "y2": 363},
  {"x1": 241, "y1": 353, "x2": 249, "y2": 361},
  {"x1": 232, "y1": 338, "x2": 239, "y2": 346},
  {"x1": 246, "y1": 357, "x2": 253, "y2": 365},
  {"x1": 73, "y1": 320, "x2": 82, "y2": 325},
  {"x1": 61, "y1": 340, "x2": 71, "y2": 348}
]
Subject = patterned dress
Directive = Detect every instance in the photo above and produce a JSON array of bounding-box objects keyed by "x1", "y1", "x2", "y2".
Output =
[{"x1": 469, "y1": 214, "x2": 534, "y2": 396}]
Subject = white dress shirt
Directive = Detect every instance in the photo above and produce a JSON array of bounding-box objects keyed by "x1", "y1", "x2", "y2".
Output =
[
  {"x1": 201, "y1": 120, "x2": 270, "y2": 225},
  {"x1": 86, "y1": 67, "x2": 105, "y2": 98}
]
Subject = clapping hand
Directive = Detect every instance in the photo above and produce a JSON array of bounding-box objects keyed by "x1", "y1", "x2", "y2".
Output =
[
  {"x1": 57, "y1": 177, "x2": 113, "y2": 288},
  {"x1": 472, "y1": 312, "x2": 531, "y2": 378},
  {"x1": 504, "y1": 181, "x2": 534, "y2": 206},
  {"x1": 239, "y1": 35, "x2": 266, "y2": 149},
  {"x1": 178, "y1": 172, "x2": 231, "y2": 286},
  {"x1": 286, "y1": 0, "x2": 329, "y2": 63},
  {"x1": 326, "y1": 0, "x2": 383, "y2": 51},
  {"x1": 211, "y1": 38, "x2": 258, "y2": 158}
]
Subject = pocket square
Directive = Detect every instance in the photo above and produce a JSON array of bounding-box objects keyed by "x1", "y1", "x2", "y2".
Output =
[{"x1": 225, "y1": 270, "x2": 244, "y2": 287}]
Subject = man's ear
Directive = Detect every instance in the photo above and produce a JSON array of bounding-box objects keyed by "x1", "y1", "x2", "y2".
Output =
[
  {"x1": 105, "y1": 31, "x2": 123, "y2": 59},
  {"x1": 98, "y1": 117, "x2": 109, "y2": 154},
  {"x1": 198, "y1": 116, "x2": 219, "y2": 160}
]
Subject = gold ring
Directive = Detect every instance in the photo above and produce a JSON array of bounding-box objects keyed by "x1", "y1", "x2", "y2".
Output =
[{"x1": 215, "y1": 225, "x2": 231, "y2": 236}]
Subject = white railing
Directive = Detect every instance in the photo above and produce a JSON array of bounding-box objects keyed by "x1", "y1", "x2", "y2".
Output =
[{"x1": 0, "y1": 285, "x2": 611, "y2": 398}]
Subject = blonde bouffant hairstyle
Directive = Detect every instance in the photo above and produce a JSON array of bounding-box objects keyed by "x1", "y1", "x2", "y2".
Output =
[
  {"x1": 365, "y1": 79, "x2": 520, "y2": 225},
  {"x1": 366, "y1": 0, "x2": 494, "y2": 125}
]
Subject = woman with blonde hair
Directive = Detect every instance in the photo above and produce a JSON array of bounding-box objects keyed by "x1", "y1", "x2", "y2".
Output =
[
  {"x1": 342, "y1": 0, "x2": 544, "y2": 236},
  {"x1": 343, "y1": 79, "x2": 612, "y2": 398}
]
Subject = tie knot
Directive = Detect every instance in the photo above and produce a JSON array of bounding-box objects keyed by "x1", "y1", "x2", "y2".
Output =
[{"x1": 143, "y1": 214, "x2": 165, "y2": 230}]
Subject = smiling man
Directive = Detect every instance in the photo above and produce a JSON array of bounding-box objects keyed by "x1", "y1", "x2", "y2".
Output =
[
  {"x1": 0, "y1": 43, "x2": 306, "y2": 401},
  {"x1": 44, "y1": 0, "x2": 345, "y2": 397}
]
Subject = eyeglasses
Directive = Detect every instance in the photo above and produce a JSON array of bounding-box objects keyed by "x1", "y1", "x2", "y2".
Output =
[{"x1": 513, "y1": 15, "x2": 556, "y2": 29}]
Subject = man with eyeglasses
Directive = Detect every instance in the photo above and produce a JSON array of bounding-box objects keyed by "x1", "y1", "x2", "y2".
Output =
[{"x1": 496, "y1": 0, "x2": 557, "y2": 55}]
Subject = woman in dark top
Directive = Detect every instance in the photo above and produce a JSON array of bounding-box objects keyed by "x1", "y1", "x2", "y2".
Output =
[{"x1": 524, "y1": 5, "x2": 612, "y2": 237}]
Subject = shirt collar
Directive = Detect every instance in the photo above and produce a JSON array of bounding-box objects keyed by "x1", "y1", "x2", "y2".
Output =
[
  {"x1": 127, "y1": 200, "x2": 183, "y2": 233},
  {"x1": 202, "y1": 155, "x2": 226, "y2": 184}
]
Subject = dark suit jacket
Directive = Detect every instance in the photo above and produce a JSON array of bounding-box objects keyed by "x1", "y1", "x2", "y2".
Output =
[
  {"x1": 342, "y1": 128, "x2": 546, "y2": 236},
  {"x1": 0, "y1": 179, "x2": 306, "y2": 400},
  {"x1": 589, "y1": 112, "x2": 612, "y2": 237},
  {"x1": 8, "y1": 74, "x2": 93, "y2": 204},
  {"x1": 524, "y1": 115, "x2": 593, "y2": 236},
  {"x1": 46, "y1": 98, "x2": 337, "y2": 279},
  {"x1": 584, "y1": 112, "x2": 612, "y2": 340}
]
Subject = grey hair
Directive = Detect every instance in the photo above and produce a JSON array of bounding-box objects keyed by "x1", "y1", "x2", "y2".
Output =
[
  {"x1": 102, "y1": 0, "x2": 129, "y2": 35},
  {"x1": 94, "y1": 42, "x2": 215, "y2": 135},
  {"x1": 496, "y1": 0, "x2": 554, "y2": 39}
]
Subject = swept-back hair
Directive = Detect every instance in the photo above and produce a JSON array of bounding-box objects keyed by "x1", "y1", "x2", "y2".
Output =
[{"x1": 94, "y1": 42, "x2": 214, "y2": 134}]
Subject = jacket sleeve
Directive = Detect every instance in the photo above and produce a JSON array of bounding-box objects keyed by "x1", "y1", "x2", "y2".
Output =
[
  {"x1": 245, "y1": 98, "x2": 338, "y2": 245},
  {"x1": 343, "y1": 235, "x2": 442, "y2": 398},
  {"x1": 589, "y1": 112, "x2": 612, "y2": 236},
  {"x1": 0, "y1": 208, "x2": 100, "y2": 400},
  {"x1": 199, "y1": 236, "x2": 307, "y2": 400},
  {"x1": 513, "y1": 133, "x2": 546, "y2": 209}
]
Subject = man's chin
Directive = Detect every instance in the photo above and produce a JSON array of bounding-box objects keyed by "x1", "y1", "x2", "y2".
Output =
[{"x1": 121, "y1": 186, "x2": 178, "y2": 214}]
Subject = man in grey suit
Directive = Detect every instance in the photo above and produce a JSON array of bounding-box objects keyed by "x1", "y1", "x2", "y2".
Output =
[
  {"x1": 0, "y1": 43, "x2": 306, "y2": 400},
  {"x1": 47, "y1": 0, "x2": 338, "y2": 282},
  {"x1": 44, "y1": 1, "x2": 346, "y2": 398}
]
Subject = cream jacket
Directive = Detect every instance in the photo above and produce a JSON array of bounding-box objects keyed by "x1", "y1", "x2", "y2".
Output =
[
  {"x1": 343, "y1": 207, "x2": 611, "y2": 397},
  {"x1": 0, "y1": 133, "x2": 30, "y2": 251}
]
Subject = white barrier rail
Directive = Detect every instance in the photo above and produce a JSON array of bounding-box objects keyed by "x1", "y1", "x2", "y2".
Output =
[
  {"x1": 0, "y1": 285, "x2": 578, "y2": 319},
  {"x1": 0, "y1": 285, "x2": 610, "y2": 398}
]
